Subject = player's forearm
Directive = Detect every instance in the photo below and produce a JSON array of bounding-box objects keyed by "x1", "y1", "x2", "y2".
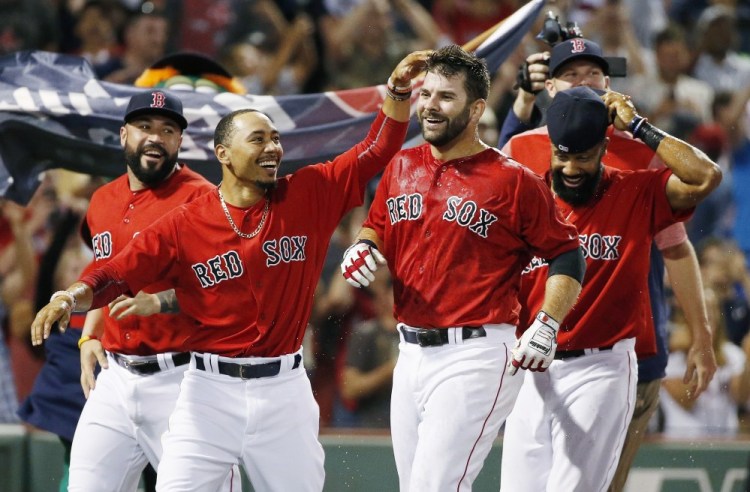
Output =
[
  {"x1": 511, "y1": 90, "x2": 537, "y2": 125},
  {"x1": 78, "y1": 268, "x2": 131, "y2": 310},
  {"x1": 156, "y1": 289, "x2": 180, "y2": 314},
  {"x1": 355, "y1": 227, "x2": 383, "y2": 251},
  {"x1": 659, "y1": 136, "x2": 722, "y2": 208},
  {"x1": 662, "y1": 242, "x2": 712, "y2": 345},
  {"x1": 82, "y1": 308, "x2": 105, "y2": 338},
  {"x1": 538, "y1": 274, "x2": 581, "y2": 324}
]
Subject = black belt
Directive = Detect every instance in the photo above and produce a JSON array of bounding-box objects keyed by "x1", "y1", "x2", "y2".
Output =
[
  {"x1": 194, "y1": 353, "x2": 302, "y2": 379},
  {"x1": 111, "y1": 352, "x2": 191, "y2": 375},
  {"x1": 554, "y1": 345, "x2": 614, "y2": 360},
  {"x1": 400, "y1": 326, "x2": 486, "y2": 347}
]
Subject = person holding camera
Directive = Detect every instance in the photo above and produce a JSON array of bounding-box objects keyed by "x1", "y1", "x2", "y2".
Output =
[{"x1": 500, "y1": 36, "x2": 717, "y2": 492}]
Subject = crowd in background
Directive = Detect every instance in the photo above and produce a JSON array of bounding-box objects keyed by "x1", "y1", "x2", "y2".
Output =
[{"x1": 1, "y1": 0, "x2": 750, "y2": 439}]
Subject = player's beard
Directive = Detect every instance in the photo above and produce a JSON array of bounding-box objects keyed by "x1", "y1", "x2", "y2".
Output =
[
  {"x1": 125, "y1": 143, "x2": 178, "y2": 187},
  {"x1": 253, "y1": 179, "x2": 277, "y2": 192},
  {"x1": 419, "y1": 104, "x2": 472, "y2": 147},
  {"x1": 552, "y1": 164, "x2": 603, "y2": 206}
]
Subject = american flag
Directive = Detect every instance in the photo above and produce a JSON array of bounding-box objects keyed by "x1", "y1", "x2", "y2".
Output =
[{"x1": 0, "y1": 0, "x2": 545, "y2": 204}]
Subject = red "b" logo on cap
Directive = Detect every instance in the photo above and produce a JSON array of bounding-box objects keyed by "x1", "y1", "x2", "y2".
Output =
[
  {"x1": 570, "y1": 38, "x2": 586, "y2": 53},
  {"x1": 151, "y1": 91, "x2": 166, "y2": 108}
]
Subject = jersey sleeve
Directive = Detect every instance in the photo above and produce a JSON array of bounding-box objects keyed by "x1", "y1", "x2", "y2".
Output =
[
  {"x1": 362, "y1": 159, "x2": 395, "y2": 239},
  {"x1": 517, "y1": 168, "x2": 580, "y2": 260},
  {"x1": 87, "y1": 210, "x2": 183, "y2": 305},
  {"x1": 289, "y1": 110, "x2": 408, "y2": 231},
  {"x1": 654, "y1": 222, "x2": 688, "y2": 250}
]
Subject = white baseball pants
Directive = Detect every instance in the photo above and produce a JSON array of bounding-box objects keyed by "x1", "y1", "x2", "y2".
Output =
[
  {"x1": 391, "y1": 324, "x2": 522, "y2": 492},
  {"x1": 500, "y1": 338, "x2": 637, "y2": 492},
  {"x1": 69, "y1": 353, "x2": 241, "y2": 492},
  {"x1": 156, "y1": 351, "x2": 324, "y2": 492}
]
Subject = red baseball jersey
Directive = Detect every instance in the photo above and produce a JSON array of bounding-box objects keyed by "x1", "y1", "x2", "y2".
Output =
[
  {"x1": 519, "y1": 167, "x2": 692, "y2": 353},
  {"x1": 363, "y1": 145, "x2": 580, "y2": 328},
  {"x1": 81, "y1": 111, "x2": 408, "y2": 357},
  {"x1": 503, "y1": 126, "x2": 688, "y2": 356},
  {"x1": 82, "y1": 165, "x2": 213, "y2": 355}
]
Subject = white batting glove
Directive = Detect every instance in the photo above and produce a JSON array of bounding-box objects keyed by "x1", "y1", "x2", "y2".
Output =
[
  {"x1": 340, "y1": 240, "x2": 386, "y2": 288},
  {"x1": 509, "y1": 311, "x2": 559, "y2": 375}
]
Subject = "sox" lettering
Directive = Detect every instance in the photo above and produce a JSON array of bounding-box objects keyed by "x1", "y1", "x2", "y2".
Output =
[
  {"x1": 263, "y1": 236, "x2": 308, "y2": 267},
  {"x1": 442, "y1": 196, "x2": 498, "y2": 238}
]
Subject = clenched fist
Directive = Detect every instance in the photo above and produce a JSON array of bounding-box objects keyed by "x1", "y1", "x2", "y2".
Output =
[{"x1": 340, "y1": 240, "x2": 386, "y2": 288}]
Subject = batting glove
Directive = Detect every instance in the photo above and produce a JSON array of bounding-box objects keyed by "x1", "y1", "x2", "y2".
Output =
[
  {"x1": 509, "y1": 311, "x2": 559, "y2": 375},
  {"x1": 340, "y1": 240, "x2": 386, "y2": 288}
]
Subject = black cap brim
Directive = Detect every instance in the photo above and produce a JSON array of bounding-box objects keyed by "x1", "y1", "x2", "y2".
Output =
[{"x1": 125, "y1": 107, "x2": 187, "y2": 130}]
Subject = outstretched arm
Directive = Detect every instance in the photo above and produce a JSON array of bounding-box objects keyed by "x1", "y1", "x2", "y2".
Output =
[{"x1": 603, "y1": 90, "x2": 722, "y2": 211}]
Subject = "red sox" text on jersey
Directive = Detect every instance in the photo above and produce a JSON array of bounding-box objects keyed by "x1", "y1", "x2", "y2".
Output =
[
  {"x1": 387, "y1": 194, "x2": 499, "y2": 238},
  {"x1": 523, "y1": 233, "x2": 622, "y2": 274}
]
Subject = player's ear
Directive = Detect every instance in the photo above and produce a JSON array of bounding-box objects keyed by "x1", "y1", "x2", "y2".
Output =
[
  {"x1": 471, "y1": 99, "x2": 486, "y2": 126},
  {"x1": 120, "y1": 126, "x2": 127, "y2": 147},
  {"x1": 214, "y1": 144, "x2": 230, "y2": 165}
]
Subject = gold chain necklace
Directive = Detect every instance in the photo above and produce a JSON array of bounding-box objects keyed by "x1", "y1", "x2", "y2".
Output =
[{"x1": 217, "y1": 186, "x2": 269, "y2": 239}]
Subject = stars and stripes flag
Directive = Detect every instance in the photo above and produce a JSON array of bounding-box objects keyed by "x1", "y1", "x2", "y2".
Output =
[{"x1": 0, "y1": 0, "x2": 545, "y2": 204}]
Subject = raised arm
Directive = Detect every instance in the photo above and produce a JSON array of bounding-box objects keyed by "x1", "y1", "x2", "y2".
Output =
[{"x1": 603, "y1": 90, "x2": 723, "y2": 211}]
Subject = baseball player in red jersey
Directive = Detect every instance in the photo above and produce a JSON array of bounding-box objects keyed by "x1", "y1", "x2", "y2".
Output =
[
  {"x1": 340, "y1": 45, "x2": 585, "y2": 491},
  {"x1": 44, "y1": 91, "x2": 241, "y2": 491},
  {"x1": 31, "y1": 50, "x2": 429, "y2": 492},
  {"x1": 502, "y1": 38, "x2": 717, "y2": 492},
  {"x1": 500, "y1": 86, "x2": 722, "y2": 492}
]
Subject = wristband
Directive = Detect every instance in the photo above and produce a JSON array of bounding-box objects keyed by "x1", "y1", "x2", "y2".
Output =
[
  {"x1": 78, "y1": 335, "x2": 98, "y2": 350},
  {"x1": 536, "y1": 310, "x2": 560, "y2": 332},
  {"x1": 386, "y1": 87, "x2": 412, "y2": 102},
  {"x1": 628, "y1": 115, "x2": 647, "y2": 136},
  {"x1": 357, "y1": 239, "x2": 379, "y2": 250},
  {"x1": 634, "y1": 121, "x2": 667, "y2": 151},
  {"x1": 50, "y1": 290, "x2": 76, "y2": 311},
  {"x1": 387, "y1": 76, "x2": 412, "y2": 94}
]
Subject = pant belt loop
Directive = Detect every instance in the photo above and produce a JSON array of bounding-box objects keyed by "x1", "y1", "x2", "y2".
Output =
[
  {"x1": 452, "y1": 327, "x2": 461, "y2": 345},
  {"x1": 157, "y1": 353, "x2": 171, "y2": 371}
]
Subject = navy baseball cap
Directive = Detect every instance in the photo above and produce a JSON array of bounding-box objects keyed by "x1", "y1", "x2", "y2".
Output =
[
  {"x1": 124, "y1": 90, "x2": 188, "y2": 129},
  {"x1": 549, "y1": 38, "x2": 609, "y2": 77},
  {"x1": 547, "y1": 86, "x2": 610, "y2": 153}
]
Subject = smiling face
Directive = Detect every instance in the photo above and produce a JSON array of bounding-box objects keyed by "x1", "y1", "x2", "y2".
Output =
[
  {"x1": 549, "y1": 140, "x2": 608, "y2": 205},
  {"x1": 214, "y1": 110, "x2": 283, "y2": 192},
  {"x1": 120, "y1": 114, "x2": 182, "y2": 188},
  {"x1": 416, "y1": 71, "x2": 477, "y2": 148}
]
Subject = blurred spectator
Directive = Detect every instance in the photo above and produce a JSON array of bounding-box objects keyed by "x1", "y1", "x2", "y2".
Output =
[
  {"x1": 219, "y1": 13, "x2": 317, "y2": 95},
  {"x1": 0, "y1": 201, "x2": 37, "y2": 422},
  {"x1": 339, "y1": 270, "x2": 397, "y2": 428},
  {"x1": 698, "y1": 237, "x2": 750, "y2": 347},
  {"x1": 622, "y1": 0, "x2": 668, "y2": 50},
  {"x1": 692, "y1": 4, "x2": 750, "y2": 93},
  {"x1": 431, "y1": 0, "x2": 514, "y2": 45},
  {"x1": 583, "y1": 0, "x2": 647, "y2": 88},
  {"x1": 72, "y1": 0, "x2": 122, "y2": 74},
  {"x1": 17, "y1": 207, "x2": 92, "y2": 491},
  {"x1": 627, "y1": 24, "x2": 714, "y2": 139},
  {"x1": 660, "y1": 285, "x2": 750, "y2": 438},
  {"x1": 321, "y1": 0, "x2": 440, "y2": 89},
  {"x1": 0, "y1": 0, "x2": 59, "y2": 55},
  {"x1": 98, "y1": 10, "x2": 169, "y2": 83},
  {"x1": 478, "y1": 105, "x2": 499, "y2": 146}
]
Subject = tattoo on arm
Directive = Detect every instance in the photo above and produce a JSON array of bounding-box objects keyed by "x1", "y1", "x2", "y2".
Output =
[{"x1": 157, "y1": 290, "x2": 180, "y2": 314}]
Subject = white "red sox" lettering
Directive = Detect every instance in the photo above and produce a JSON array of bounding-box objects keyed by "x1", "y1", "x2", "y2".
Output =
[
  {"x1": 387, "y1": 193, "x2": 423, "y2": 224},
  {"x1": 92, "y1": 232, "x2": 113, "y2": 260},
  {"x1": 262, "y1": 236, "x2": 308, "y2": 267},
  {"x1": 523, "y1": 233, "x2": 623, "y2": 274},
  {"x1": 443, "y1": 196, "x2": 498, "y2": 238},
  {"x1": 192, "y1": 250, "x2": 244, "y2": 288}
]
